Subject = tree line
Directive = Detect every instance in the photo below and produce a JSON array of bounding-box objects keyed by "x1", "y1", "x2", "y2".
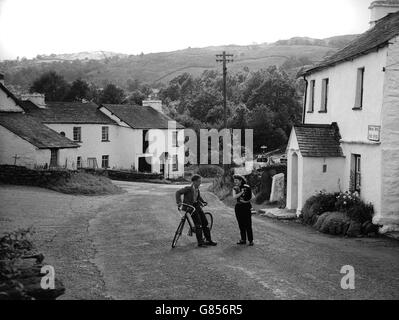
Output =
[{"x1": 28, "y1": 66, "x2": 303, "y2": 152}]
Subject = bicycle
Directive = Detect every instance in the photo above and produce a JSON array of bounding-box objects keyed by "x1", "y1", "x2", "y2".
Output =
[{"x1": 171, "y1": 201, "x2": 213, "y2": 248}]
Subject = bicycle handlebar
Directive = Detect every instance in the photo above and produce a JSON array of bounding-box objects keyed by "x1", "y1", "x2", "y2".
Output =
[{"x1": 178, "y1": 201, "x2": 207, "y2": 212}]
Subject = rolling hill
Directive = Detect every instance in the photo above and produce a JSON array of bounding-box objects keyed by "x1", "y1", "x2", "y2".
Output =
[{"x1": 0, "y1": 35, "x2": 358, "y2": 91}]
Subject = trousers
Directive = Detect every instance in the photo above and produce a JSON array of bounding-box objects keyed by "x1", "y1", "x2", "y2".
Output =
[
  {"x1": 235, "y1": 202, "x2": 253, "y2": 242},
  {"x1": 191, "y1": 203, "x2": 212, "y2": 244}
]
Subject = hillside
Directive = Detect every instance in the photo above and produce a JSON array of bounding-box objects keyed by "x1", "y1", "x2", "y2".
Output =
[{"x1": 0, "y1": 35, "x2": 358, "y2": 91}]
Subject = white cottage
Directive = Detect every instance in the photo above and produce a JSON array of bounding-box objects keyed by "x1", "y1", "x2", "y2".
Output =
[
  {"x1": 286, "y1": 1, "x2": 399, "y2": 229},
  {"x1": 0, "y1": 77, "x2": 79, "y2": 169},
  {"x1": 18, "y1": 92, "x2": 185, "y2": 178}
]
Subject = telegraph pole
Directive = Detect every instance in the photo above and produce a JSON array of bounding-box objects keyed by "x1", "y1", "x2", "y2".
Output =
[
  {"x1": 216, "y1": 51, "x2": 233, "y2": 128},
  {"x1": 216, "y1": 52, "x2": 233, "y2": 173}
]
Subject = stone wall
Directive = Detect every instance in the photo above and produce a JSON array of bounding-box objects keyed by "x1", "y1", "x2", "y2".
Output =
[{"x1": 0, "y1": 165, "x2": 71, "y2": 187}]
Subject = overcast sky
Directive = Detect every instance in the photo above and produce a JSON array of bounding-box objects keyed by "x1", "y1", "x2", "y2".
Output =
[{"x1": 0, "y1": 0, "x2": 374, "y2": 60}]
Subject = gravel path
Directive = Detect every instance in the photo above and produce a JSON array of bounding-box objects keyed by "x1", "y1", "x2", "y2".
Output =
[{"x1": 1, "y1": 182, "x2": 399, "y2": 300}]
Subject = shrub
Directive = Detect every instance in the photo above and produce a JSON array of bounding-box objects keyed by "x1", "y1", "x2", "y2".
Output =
[
  {"x1": 196, "y1": 165, "x2": 224, "y2": 178},
  {"x1": 301, "y1": 191, "x2": 338, "y2": 224},
  {"x1": 346, "y1": 202, "x2": 374, "y2": 224}
]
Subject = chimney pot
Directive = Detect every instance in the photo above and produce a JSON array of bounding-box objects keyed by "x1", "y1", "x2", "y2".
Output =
[{"x1": 369, "y1": 0, "x2": 399, "y2": 27}]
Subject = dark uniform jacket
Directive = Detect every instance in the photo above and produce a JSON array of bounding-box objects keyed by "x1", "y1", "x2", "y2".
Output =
[
  {"x1": 236, "y1": 184, "x2": 253, "y2": 203},
  {"x1": 175, "y1": 185, "x2": 205, "y2": 206}
]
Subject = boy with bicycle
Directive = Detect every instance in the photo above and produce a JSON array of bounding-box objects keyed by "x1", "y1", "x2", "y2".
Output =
[{"x1": 175, "y1": 174, "x2": 217, "y2": 247}]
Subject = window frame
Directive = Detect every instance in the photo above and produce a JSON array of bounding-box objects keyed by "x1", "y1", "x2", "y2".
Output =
[
  {"x1": 101, "y1": 155, "x2": 109, "y2": 169},
  {"x1": 319, "y1": 78, "x2": 329, "y2": 113},
  {"x1": 172, "y1": 154, "x2": 178, "y2": 172},
  {"x1": 73, "y1": 127, "x2": 82, "y2": 142},
  {"x1": 101, "y1": 126, "x2": 109, "y2": 142},
  {"x1": 172, "y1": 130, "x2": 179, "y2": 147},
  {"x1": 307, "y1": 80, "x2": 315, "y2": 113},
  {"x1": 353, "y1": 67, "x2": 365, "y2": 110}
]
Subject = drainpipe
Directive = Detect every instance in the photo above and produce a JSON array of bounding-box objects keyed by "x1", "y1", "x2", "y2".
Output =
[{"x1": 301, "y1": 75, "x2": 308, "y2": 124}]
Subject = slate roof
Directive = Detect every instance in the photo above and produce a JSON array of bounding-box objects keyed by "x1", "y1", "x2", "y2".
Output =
[
  {"x1": 23, "y1": 101, "x2": 117, "y2": 124},
  {"x1": 301, "y1": 11, "x2": 399, "y2": 76},
  {"x1": 0, "y1": 82, "x2": 22, "y2": 106},
  {"x1": 0, "y1": 113, "x2": 79, "y2": 149},
  {"x1": 294, "y1": 124, "x2": 343, "y2": 157},
  {"x1": 101, "y1": 104, "x2": 184, "y2": 129}
]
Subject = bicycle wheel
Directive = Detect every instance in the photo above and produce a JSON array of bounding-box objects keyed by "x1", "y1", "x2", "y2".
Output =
[
  {"x1": 171, "y1": 218, "x2": 186, "y2": 248},
  {"x1": 204, "y1": 212, "x2": 213, "y2": 231}
]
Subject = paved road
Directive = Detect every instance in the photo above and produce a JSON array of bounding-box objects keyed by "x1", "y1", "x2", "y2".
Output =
[
  {"x1": 89, "y1": 181, "x2": 399, "y2": 300},
  {"x1": 1, "y1": 182, "x2": 399, "y2": 300}
]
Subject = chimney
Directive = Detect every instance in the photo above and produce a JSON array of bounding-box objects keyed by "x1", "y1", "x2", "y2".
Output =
[
  {"x1": 142, "y1": 99, "x2": 163, "y2": 113},
  {"x1": 21, "y1": 93, "x2": 46, "y2": 108},
  {"x1": 0, "y1": 73, "x2": 4, "y2": 85},
  {"x1": 369, "y1": 0, "x2": 399, "y2": 27}
]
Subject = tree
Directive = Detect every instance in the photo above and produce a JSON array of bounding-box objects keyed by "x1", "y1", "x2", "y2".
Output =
[
  {"x1": 65, "y1": 79, "x2": 90, "y2": 102},
  {"x1": 99, "y1": 84, "x2": 125, "y2": 104},
  {"x1": 30, "y1": 71, "x2": 70, "y2": 101}
]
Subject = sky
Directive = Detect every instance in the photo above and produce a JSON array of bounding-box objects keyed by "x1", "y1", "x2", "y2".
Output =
[{"x1": 0, "y1": 0, "x2": 375, "y2": 60}]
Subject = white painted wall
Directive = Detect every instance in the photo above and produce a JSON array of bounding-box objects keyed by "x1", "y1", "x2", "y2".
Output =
[
  {"x1": 0, "y1": 125, "x2": 77, "y2": 169},
  {"x1": 44, "y1": 122, "x2": 185, "y2": 176},
  {"x1": 380, "y1": 35, "x2": 399, "y2": 227},
  {"x1": 286, "y1": 130, "x2": 345, "y2": 213},
  {"x1": 304, "y1": 47, "x2": 387, "y2": 142},
  {"x1": 301, "y1": 46, "x2": 397, "y2": 225}
]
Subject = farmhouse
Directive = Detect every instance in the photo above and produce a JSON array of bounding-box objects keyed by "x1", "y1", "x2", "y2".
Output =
[
  {"x1": 286, "y1": 0, "x2": 399, "y2": 229},
  {"x1": 0, "y1": 77, "x2": 79, "y2": 169},
  {"x1": 0, "y1": 74, "x2": 185, "y2": 177}
]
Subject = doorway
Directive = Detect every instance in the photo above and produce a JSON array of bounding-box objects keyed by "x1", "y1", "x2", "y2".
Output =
[
  {"x1": 138, "y1": 156, "x2": 152, "y2": 173},
  {"x1": 290, "y1": 152, "x2": 299, "y2": 210}
]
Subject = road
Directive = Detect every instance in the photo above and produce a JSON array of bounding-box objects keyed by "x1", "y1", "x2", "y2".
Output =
[{"x1": 1, "y1": 181, "x2": 399, "y2": 300}]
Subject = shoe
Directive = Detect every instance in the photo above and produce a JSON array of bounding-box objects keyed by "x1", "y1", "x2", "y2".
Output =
[
  {"x1": 205, "y1": 241, "x2": 217, "y2": 246},
  {"x1": 237, "y1": 240, "x2": 246, "y2": 245},
  {"x1": 248, "y1": 241, "x2": 254, "y2": 246}
]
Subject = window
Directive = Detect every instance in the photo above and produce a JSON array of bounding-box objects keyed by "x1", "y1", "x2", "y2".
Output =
[
  {"x1": 60, "y1": 131, "x2": 66, "y2": 137},
  {"x1": 323, "y1": 164, "x2": 327, "y2": 173},
  {"x1": 350, "y1": 154, "x2": 361, "y2": 193},
  {"x1": 308, "y1": 80, "x2": 315, "y2": 112},
  {"x1": 172, "y1": 131, "x2": 179, "y2": 147},
  {"x1": 101, "y1": 155, "x2": 109, "y2": 169},
  {"x1": 101, "y1": 126, "x2": 109, "y2": 141},
  {"x1": 354, "y1": 67, "x2": 365, "y2": 110},
  {"x1": 143, "y1": 130, "x2": 149, "y2": 153},
  {"x1": 73, "y1": 127, "x2": 81, "y2": 142},
  {"x1": 172, "y1": 154, "x2": 178, "y2": 172},
  {"x1": 320, "y1": 78, "x2": 329, "y2": 112},
  {"x1": 77, "y1": 156, "x2": 82, "y2": 169}
]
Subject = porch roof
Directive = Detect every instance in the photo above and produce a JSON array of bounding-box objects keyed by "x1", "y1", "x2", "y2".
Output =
[{"x1": 294, "y1": 124, "x2": 343, "y2": 157}]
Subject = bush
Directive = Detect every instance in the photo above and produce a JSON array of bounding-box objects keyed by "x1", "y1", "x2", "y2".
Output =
[
  {"x1": 346, "y1": 202, "x2": 374, "y2": 224},
  {"x1": 196, "y1": 165, "x2": 224, "y2": 178},
  {"x1": 301, "y1": 191, "x2": 338, "y2": 225},
  {"x1": 335, "y1": 191, "x2": 374, "y2": 223}
]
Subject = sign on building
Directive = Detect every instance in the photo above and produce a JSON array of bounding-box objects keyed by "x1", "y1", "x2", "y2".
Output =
[{"x1": 368, "y1": 125, "x2": 381, "y2": 142}]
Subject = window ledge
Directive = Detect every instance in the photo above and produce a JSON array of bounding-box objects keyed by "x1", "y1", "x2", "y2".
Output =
[
  {"x1": 101, "y1": 140, "x2": 110, "y2": 142},
  {"x1": 318, "y1": 110, "x2": 327, "y2": 113},
  {"x1": 352, "y1": 107, "x2": 362, "y2": 111},
  {"x1": 74, "y1": 140, "x2": 82, "y2": 143},
  {"x1": 307, "y1": 111, "x2": 314, "y2": 113}
]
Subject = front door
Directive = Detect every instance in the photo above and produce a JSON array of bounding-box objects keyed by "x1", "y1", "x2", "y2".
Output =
[
  {"x1": 50, "y1": 149, "x2": 58, "y2": 168},
  {"x1": 138, "y1": 157, "x2": 152, "y2": 173}
]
